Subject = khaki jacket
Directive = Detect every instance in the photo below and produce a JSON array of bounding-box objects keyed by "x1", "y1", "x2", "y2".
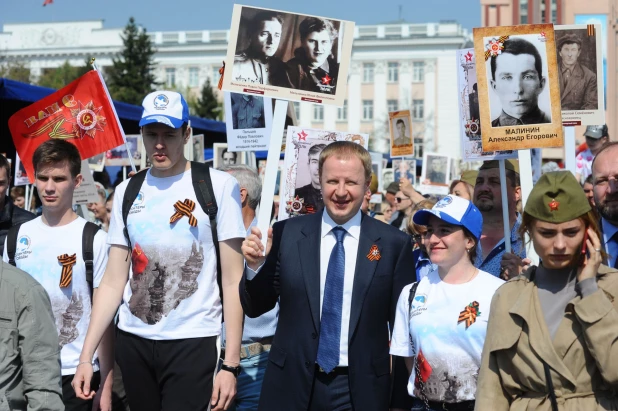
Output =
[
  {"x1": 475, "y1": 265, "x2": 618, "y2": 411},
  {"x1": 0, "y1": 261, "x2": 63, "y2": 411}
]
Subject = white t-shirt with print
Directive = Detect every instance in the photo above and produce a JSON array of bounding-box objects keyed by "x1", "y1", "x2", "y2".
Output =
[
  {"x1": 107, "y1": 167, "x2": 246, "y2": 340},
  {"x1": 575, "y1": 148, "x2": 594, "y2": 183},
  {"x1": 2, "y1": 217, "x2": 109, "y2": 376},
  {"x1": 390, "y1": 269, "x2": 504, "y2": 402}
]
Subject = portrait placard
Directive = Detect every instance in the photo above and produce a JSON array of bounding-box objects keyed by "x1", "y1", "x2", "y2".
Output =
[
  {"x1": 456, "y1": 49, "x2": 516, "y2": 161},
  {"x1": 381, "y1": 168, "x2": 394, "y2": 193},
  {"x1": 554, "y1": 24, "x2": 604, "y2": 126},
  {"x1": 13, "y1": 154, "x2": 30, "y2": 187},
  {"x1": 105, "y1": 135, "x2": 142, "y2": 166},
  {"x1": 192, "y1": 134, "x2": 205, "y2": 163},
  {"x1": 72, "y1": 160, "x2": 100, "y2": 205},
  {"x1": 212, "y1": 143, "x2": 252, "y2": 169},
  {"x1": 388, "y1": 110, "x2": 414, "y2": 157},
  {"x1": 420, "y1": 152, "x2": 450, "y2": 195},
  {"x1": 222, "y1": 4, "x2": 354, "y2": 106},
  {"x1": 473, "y1": 24, "x2": 563, "y2": 151},
  {"x1": 87, "y1": 153, "x2": 105, "y2": 172},
  {"x1": 224, "y1": 92, "x2": 274, "y2": 151},
  {"x1": 279, "y1": 126, "x2": 368, "y2": 221},
  {"x1": 392, "y1": 158, "x2": 416, "y2": 184}
]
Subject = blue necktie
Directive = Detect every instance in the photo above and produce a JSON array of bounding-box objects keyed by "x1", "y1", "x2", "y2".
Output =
[{"x1": 317, "y1": 226, "x2": 346, "y2": 373}]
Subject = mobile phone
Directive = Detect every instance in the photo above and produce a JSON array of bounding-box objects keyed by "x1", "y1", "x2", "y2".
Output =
[{"x1": 580, "y1": 226, "x2": 590, "y2": 266}]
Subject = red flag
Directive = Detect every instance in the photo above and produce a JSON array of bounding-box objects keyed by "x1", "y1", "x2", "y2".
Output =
[
  {"x1": 43, "y1": 0, "x2": 53, "y2": 6},
  {"x1": 8, "y1": 70, "x2": 125, "y2": 182},
  {"x1": 414, "y1": 349, "x2": 433, "y2": 387}
]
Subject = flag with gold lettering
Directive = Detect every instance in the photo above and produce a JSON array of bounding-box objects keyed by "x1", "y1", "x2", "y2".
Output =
[{"x1": 8, "y1": 70, "x2": 125, "y2": 182}]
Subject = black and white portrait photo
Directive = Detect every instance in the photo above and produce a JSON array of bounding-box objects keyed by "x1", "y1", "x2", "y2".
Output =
[
  {"x1": 213, "y1": 143, "x2": 247, "y2": 169},
  {"x1": 294, "y1": 141, "x2": 327, "y2": 213},
  {"x1": 486, "y1": 35, "x2": 553, "y2": 127},
  {"x1": 392, "y1": 118, "x2": 411, "y2": 147},
  {"x1": 231, "y1": 92, "x2": 266, "y2": 130},
  {"x1": 223, "y1": 5, "x2": 354, "y2": 106},
  {"x1": 393, "y1": 158, "x2": 416, "y2": 183},
  {"x1": 422, "y1": 153, "x2": 450, "y2": 186},
  {"x1": 555, "y1": 30, "x2": 598, "y2": 110}
]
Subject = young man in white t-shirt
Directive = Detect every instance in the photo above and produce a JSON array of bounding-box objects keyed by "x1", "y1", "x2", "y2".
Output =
[
  {"x1": 3, "y1": 140, "x2": 113, "y2": 411},
  {"x1": 73, "y1": 91, "x2": 246, "y2": 411}
]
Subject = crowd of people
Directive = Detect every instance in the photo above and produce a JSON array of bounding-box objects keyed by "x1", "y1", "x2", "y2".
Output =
[{"x1": 0, "y1": 86, "x2": 616, "y2": 411}]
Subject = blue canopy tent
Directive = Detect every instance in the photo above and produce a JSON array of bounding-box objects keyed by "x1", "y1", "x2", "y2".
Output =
[{"x1": 0, "y1": 76, "x2": 227, "y2": 139}]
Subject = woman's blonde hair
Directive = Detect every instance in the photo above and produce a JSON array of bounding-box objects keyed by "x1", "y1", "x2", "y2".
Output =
[{"x1": 406, "y1": 199, "x2": 436, "y2": 235}]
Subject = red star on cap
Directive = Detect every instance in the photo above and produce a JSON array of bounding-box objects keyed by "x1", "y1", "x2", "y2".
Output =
[
  {"x1": 464, "y1": 51, "x2": 473, "y2": 62},
  {"x1": 321, "y1": 74, "x2": 332, "y2": 85},
  {"x1": 298, "y1": 130, "x2": 308, "y2": 141},
  {"x1": 548, "y1": 199, "x2": 559, "y2": 211}
]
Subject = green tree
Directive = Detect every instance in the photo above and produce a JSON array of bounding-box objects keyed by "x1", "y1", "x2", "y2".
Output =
[
  {"x1": 37, "y1": 58, "x2": 92, "y2": 89},
  {"x1": 191, "y1": 78, "x2": 222, "y2": 120},
  {"x1": 0, "y1": 60, "x2": 31, "y2": 83},
  {"x1": 106, "y1": 17, "x2": 159, "y2": 105}
]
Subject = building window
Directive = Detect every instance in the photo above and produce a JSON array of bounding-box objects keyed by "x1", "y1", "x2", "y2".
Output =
[
  {"x1": 520, "y1": 0, "x2": 528, "y2": 24},
  {"x1": 363, "y1": 63, "x2": 374, "y2": 83},
  {"x1": 189, "y1": 67, "x2": 199, "y2": 87},
  {"x1": 387, "y1": 99, "x2": 398, "y2": 113},
  {"x1": 293, "y1": 102, "x2": 300, "y2": 121},
  {"x1": 412, "y1": 62, "x2": 424, "y2": 82},
  {"x1": 388, "y1": 62, "x2": 399, "y2": 82},
  {"x1": 212, "y1": 66, "x2": 221, "y2": 84},
  {"x1": 165, "y1": 68, "x2": 176, "y2": 88},
  {"x1": 337, "y1": 100, "x2": 347, "y2": 121},
  {"x1": 363, "y1": 100, "x2": 373, "y2": 120},
  {"x1": 313, "y1": 104, "x2": 324, "y2": 121},
  {"x1": 414, "y1": 138, "x2": 424, "y2": 159},
  {"x1": 412, "y1": 99, "x2": 424, "y2": 120}
]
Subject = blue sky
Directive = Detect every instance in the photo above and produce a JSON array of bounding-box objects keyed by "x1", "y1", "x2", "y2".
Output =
[{"x1": 0, "y1": 0, "x2": 480, "y2": 32}]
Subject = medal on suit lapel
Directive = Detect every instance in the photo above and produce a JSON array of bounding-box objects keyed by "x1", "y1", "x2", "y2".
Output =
[
  {"x1": 367, "y1": 244, "x2": 381, "y2": 261},
  {"x1": 458, "y1": 301, "x2": 481, "y2": 328}
]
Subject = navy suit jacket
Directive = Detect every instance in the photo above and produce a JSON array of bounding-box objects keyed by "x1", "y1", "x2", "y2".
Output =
[{"x1": 239, "y1": 211, "x2": 415, "y2": 411}]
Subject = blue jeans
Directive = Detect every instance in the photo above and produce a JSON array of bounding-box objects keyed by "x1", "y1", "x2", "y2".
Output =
[{"x1": 228, "y1": 350, "x2": 269, "y2": 411}]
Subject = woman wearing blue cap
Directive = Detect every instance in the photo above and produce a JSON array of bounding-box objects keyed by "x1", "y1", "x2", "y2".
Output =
[
  {"x1": 475, "y1": 171, "x2": 618, "y2": 410},
  {"x1": 390, "y1": 195, "x2": 504, "y2": 410}
]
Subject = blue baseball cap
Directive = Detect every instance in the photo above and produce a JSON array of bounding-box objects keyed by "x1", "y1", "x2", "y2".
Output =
[
  {"x1": 139, "y1": 91, "x2": 190, "y2": 129},
  {"x1": 413, "y1": 195, "x2": 483, "y2": 240}
]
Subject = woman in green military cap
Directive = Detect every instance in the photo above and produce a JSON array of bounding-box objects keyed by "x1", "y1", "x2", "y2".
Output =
[{"x1": 475, "y1": 171, "x2": 618, "y2": 410}]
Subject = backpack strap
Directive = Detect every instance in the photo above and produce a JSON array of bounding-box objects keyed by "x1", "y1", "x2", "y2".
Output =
[
  {"x1": 6, "y1": 223, "x2": 23, "y2": 267},
  {"x1": 121, "y1": 169, "x2": 148, "y2": 254},
  {"x1": 190, "y1": 162, "x2": 223, "y2": 314},
  {"x1": 407, "y1": 282, "x2": 419, "y2": 316},
  {"x1": 82, "y1": 221, "x2": 100, "y2": 302}
]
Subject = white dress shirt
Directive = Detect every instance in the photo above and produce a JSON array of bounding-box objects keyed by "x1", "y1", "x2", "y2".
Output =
[{"x1": 320, "y1": 210, "x2": 362, "y2": 367}]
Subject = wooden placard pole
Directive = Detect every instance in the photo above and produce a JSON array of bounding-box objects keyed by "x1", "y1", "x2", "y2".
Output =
[
  {"x1": 498, "y1": 159, "x2": 512, "y2": 254},
  {"x1": 256, "y1": 99, "x2": 289, "y2": 252},
  {"x1": 518, "y1": 149, "x2": 539, "y2": 265},
  {"x1": 563, "y1": 127, "x2": 576, "y2": 174}
]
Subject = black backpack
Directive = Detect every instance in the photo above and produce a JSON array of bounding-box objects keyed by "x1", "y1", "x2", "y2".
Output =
[
  {"x1": 121, "y1": 162, "x2": 223, "y2": 310},
  {"x1": 7, "y1": 221, "x2": 100, "y2": 301}
]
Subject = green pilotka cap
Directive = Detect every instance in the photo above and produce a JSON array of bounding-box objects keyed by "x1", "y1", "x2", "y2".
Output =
[
  {"x1": 479, "y1": 159, "x2": 520, "y2": 174},
  {"x1": 524, "y1": 171, "x2": 591, "y2": 223},
  {"x1": 460, "y1": 170, "x2": 478, "y2": 187}
]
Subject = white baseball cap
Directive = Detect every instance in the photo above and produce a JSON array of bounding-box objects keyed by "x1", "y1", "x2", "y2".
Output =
[
  {"x1": 139, "y1": 91, "x2": 189, "y2": 129},
  {"x1": 413, "y1": 195, "x2": 483, "y2": 240}
]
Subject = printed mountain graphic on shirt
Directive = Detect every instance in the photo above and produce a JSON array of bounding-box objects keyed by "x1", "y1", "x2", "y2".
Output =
[
  {"x1": 128, "y1": 240, "x2": 204, "y2": 324},
  {"x1": 58, "y1": 292, "x2": 83, "y2": 348}
]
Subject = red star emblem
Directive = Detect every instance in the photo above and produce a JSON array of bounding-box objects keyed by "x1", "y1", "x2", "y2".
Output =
[
  {"x1": 66, "y1": 100, "x2": 107, "y2": 139},
  {"x1": 297, "y1": 130, "x2": 308, "y2": 141},
  {"x1": 548, "y1": 199, "x2": 559, "y2": 211},
  {"x1": 321, "y1": 74, "x2": 332, "y2": 85},
  {"x1": 464, "y1": 51, "x2": 473, "y2": 62},
  {"x1": 540, "y1": 32, "x2": 546, "y2": 38}
]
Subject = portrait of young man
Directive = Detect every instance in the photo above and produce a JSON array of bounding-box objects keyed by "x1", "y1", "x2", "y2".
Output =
[
  {"x1": 489, "y1": 36, "x2": 552, "y2": 127},
  {"x1": 556, "y1": 32, "x2": 598, "y2": 110},
  {"x1": 233, "y1": 11, "x2": 289, "y2": 87},
  {"x1": 426, "y1": 156, "x2": 447, "y2": 184},
  {"x1": 392, "y1": 119, "x2": 411, "y2": 147},
  {"x1": 231, "y1": 93, "x2": 266, "y2": 130},
  {"x1": 294, "y1": 143, "x2": 327, "y2": 213}
]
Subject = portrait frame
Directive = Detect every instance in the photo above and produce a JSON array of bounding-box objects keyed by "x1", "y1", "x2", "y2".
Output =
[
  {"x1": 456, "y1": 48, "x2": 517, "y2": 161},
  {"x1": 105, "y1": 135, "x2": 142, "y2": 167},
  {"x1": 392, "y1": 158, "x2": 416, "y2": 184},
  {"x1": 13, "y1": 154, "x2": 30, "y2": 187},
  {"x1": 192, "y1": 134, "x2": 205, "y2": 163},
  {"x1": 279, "y1": 126, "x2": 369, "y2": 221},
  {"x1": 420, "y1": 152, "x2": 450, "y2": 195},
  {"x1": 222, "y1": 4, "x2": 354, "y2": 106},
  {"x1": 87, "y1": 153, "x2": 106, "y2": 172},
  {"x1": 224, "y1": 92, "x2": 274, "y2": 151},
  {"x1": 381, "y1": 168, "x2": 394, "y2": 193},
  {"x1": 554, "y1": 24, "x2": 605, "y2": 126},
  {"x1": 388, "y1": 110, "x2": 414, "y2": 157},
  {"x1": 212, "y1": 143, "x2": 250, "y2": 169},
  {"x1": 473, "y1": 24, "x2": 563, "y2": 151}
]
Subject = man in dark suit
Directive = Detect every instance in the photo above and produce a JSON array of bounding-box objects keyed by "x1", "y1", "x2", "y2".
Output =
[{"x1": 241, "y1": 141, "x2": 414, "y2": 410}]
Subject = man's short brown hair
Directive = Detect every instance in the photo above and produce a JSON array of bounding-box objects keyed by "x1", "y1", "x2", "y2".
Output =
[
  {"x1": 318, "y1": 141, "x2": 372, "y2": 182},
  {"x1": 33, "y1": 140, "x2": 82, "y2": 178}
]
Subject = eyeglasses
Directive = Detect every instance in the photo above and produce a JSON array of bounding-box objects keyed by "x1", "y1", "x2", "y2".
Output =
[{"x1": 395, "y1": 196, "x2": 410, "y2": 203}]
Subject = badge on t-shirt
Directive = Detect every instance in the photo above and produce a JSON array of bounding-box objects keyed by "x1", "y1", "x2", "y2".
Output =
[{"x1": 457, "y1": 301, "x2": 481, "y2": 328}]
